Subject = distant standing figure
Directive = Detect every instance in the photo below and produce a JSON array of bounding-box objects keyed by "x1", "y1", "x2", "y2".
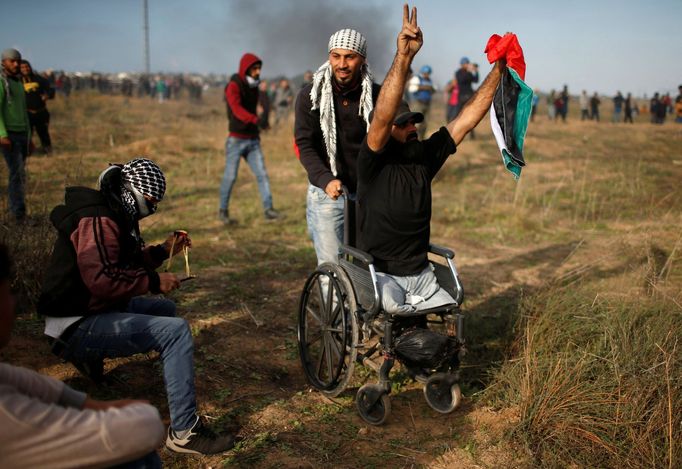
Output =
[
  {"x1": 675, "y1": 85, "x2": 682, "y2": 123},
  {"x1": 612, "y1": 91, "x2": 624, "y2": 123},
  {"x1": 274, "y1": 78, "x2": 294, "y2": 125},
  {"x1": 155, "y1": 78, "x2": 167, "y2": 103},
  {"x1": 579, "y1": 90, "x2": 589, "y2": 121},
  {"x1": 559, "y1": 85, "x2": 569, "y2": 121},
  {"x1": 444, "y1": 73, "x2": 459, "y2": 122},
  {"x1": 302, "y1": 70, "x2": 313, "y2": 88},
  {"x1": 59, "y1": 73, "x2": 72, "y2": 97},
  {"x1": 20, "y1": 60, "x2": 52, "y2": 154},
  {"x1": 219, "y1": 53, "x2": 280, "y2": 224},
  {"x1": 454, "y1": 56, "x2": 479, "y2": 117},
  {"x1": 590, "y1": 93, "x2": 601, "y2": 121},
  {"x1": 257, "y1": 80, "x2": 271, "y2": 130},
  {"x1": 455, "y1": 57, "x2": 479, "y2": 137},
  {"x1": 554, "y1": 94, "x2": 564, "y2": 122},
  {"x1": 662, "y1": 93, "x2": 672, "y2": 114},
  {"x1": 650, "y1": 93, "x2": 663, "y2": 124},
  {"x1": 531, "y1": 90, "x2": 539, "y2": 121},
  {"x1": 547, "y1": 89, "x2": 556, "y2": 120},
  {"x1": 409, "y1": 65, "x2": 436, "y2": 139},
  {"x1": 624, "y1": 93, "x2": 634, "y2": 123},
  {"x1": 0, "y1": 48, "x2": 29, "y2": 222}
]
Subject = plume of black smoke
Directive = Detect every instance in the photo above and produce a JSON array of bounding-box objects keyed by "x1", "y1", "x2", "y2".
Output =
[{"x1": 225, "y1": 0, "x2": 395, "y2": 79}]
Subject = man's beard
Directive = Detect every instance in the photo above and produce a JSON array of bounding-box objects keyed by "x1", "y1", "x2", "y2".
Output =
[
  {"x1": 388, "y1": 137, "x2": 423, "y2": 162},
  {"x1": 333, "y1": 69, "x2": 359, "y2": 87},
  {"x1": 401, "y1": 139, "x2": 424, "y2": 161}
]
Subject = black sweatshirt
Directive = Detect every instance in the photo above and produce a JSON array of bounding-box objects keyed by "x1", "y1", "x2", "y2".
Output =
[{"x1": 295, "y1": 81, "x2": 380, "y2": 192}]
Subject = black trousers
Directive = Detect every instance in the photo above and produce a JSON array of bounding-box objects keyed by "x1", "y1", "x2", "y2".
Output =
[{"x1": 28, "y1": 108, "x2": 51, "y2": 148}]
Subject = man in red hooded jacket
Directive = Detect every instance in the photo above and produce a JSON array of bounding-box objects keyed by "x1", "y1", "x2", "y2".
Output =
[{"x1": 219, "y1": 53, "x2": 280, "y2": 224}]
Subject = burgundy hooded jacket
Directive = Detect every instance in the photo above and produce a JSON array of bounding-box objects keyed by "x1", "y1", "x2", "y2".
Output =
[{"x1": 225, "y1": 53, "x2": 262, "y2": 139}]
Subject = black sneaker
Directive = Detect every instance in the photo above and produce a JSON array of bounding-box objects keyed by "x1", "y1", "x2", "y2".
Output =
[
  {"x1": 218, "y1": 209, "x2": 238, "y2": 226},
  {"x1": 166, "y1": 418, "x2": 238, "y2": 455},
  {"x1": 72, "y1": 358, "x2": 104, "y2": 384},
  {"x1": 264, "y1": 208, "x2": 282, "y2": 220}
]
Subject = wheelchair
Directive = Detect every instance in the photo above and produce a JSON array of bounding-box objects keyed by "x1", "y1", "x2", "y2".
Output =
[{"x1": 297, "y1": 192, "x2": 466, "y2": 425}]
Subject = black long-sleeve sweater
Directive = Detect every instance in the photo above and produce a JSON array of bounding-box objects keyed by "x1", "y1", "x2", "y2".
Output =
[{"x1": 295, "y1": 81, "x2": 380, "y2": 192}]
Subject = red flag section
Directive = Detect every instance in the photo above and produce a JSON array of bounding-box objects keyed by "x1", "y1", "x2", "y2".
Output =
[{"x1": 485, "y1": 33, "x2": 526, "y2": 80}]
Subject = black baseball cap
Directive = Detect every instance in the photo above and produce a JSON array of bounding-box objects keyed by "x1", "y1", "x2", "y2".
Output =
[{"x1": 369, "y1": 101, "x2": 424, "y2": 126}]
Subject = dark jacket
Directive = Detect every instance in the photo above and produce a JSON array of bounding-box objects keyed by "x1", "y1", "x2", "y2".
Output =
[
  {"x1": 38, "y1": 167, "x2": 166, "y2": 317},
  {"x1": 21, "y1": 73, "x2": 50, "y2": 113},
  {"x1": 294, "y1": 80, "x2": 380, "y2": 192},
  {"x1": 455, "y1": 68, "x2": 479, "y2": 103},
  {"x1": 225, "y1": 53, "x2": 262, "y2": 139}
]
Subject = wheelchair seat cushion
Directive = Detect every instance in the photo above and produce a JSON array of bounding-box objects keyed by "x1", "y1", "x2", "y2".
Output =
[{"x1": 377, "y1": 266, "x2": 456, "y2": 316}]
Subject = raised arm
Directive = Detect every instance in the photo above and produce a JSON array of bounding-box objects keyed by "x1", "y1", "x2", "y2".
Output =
[
  {"x1": 447, "y1": 60, "x2": 505, "y2": 146},
  {"x1": 366, "y1": 4, "x2": 422, "y2": 152}
]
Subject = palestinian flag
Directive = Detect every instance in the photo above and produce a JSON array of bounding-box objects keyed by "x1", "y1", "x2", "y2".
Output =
[{"x1": 485, "y1": 33, "x2": 532, "y2": 180}]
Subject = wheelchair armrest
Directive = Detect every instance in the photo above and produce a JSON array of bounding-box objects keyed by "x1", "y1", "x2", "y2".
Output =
[
  {"x1": 429, "y1": 243, "x2": 455, "y2": 259},
  {"x1": 339, "y1": 245, "x2": 374, "y2": 265}
]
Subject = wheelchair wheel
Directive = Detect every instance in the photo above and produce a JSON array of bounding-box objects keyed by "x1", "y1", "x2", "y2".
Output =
[
  {"x1": 298, "y1": 262, "x2": 358, "y2": 397},
  {"x1": 356, "y1": 384, "x2": 391, "y2": 426},
  {"x1": 423, "y1": 373, "x2": 462, "y2": 414}
]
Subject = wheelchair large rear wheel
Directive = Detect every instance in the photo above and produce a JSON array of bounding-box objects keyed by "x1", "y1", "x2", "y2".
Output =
[{"x1": 298, "y1": 262, "x2": 358, "y2": 397}]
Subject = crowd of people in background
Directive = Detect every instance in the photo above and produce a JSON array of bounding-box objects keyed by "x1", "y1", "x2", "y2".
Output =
[{"x1": 535, "y1": 85, "x2": 682, "y2": 124}]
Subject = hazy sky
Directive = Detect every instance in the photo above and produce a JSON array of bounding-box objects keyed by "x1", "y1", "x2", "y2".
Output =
[{"x1": 2, "y1": 0, "x2": 680, "y2": 96}]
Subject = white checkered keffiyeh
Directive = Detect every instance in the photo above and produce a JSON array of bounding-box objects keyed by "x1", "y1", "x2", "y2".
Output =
[
  {"x1": 121, "y1": 158, "x2": 166, "y2": 201},
  {"x1": 311, "y1": 29, "x2": 373, "y2": 177},
  {"x1": 328, "y1": 29, "x2": 367, "y2": 58}
]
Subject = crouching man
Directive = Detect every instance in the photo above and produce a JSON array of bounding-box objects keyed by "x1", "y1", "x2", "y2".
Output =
[
  {"x1": 357, "y1": 5, "x2": 505, "y2": 313},
  {"x1": 38, "y1": 158, "x2": 237, "y2": 455}
]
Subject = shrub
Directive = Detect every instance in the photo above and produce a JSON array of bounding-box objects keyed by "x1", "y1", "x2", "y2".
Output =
[
  {"x1": 486, "y1": 285, "x2": 681, "y2": 468},
  {"x1": 0, "y1": 214, "x2": 55, "y2": 315}
]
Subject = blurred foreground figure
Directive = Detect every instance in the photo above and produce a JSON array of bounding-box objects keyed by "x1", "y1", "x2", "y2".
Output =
[
  {"x1": 0, "y1": 48, "x2": 29, "y2": 222},
  {"x1": 295, "y1": 28, "x2": 380, "y2": 264},
  {"x1": 39, "y1": 159, "x2": 239, "y2": 455},
  {"x1": 1, "y1": 243, "x2": 165, "y2": 468},
  {"x1": 219, "y1": 53, "x2": 280, "y2": 224},
  {"x1": 20, "y1": 60, "x2": 52, "y2": 154}
]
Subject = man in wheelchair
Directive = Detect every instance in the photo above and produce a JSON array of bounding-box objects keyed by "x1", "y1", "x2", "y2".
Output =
[
  {"x1": 298, "y1": 4, "x2": 512, "y2": 425},
  {"x1": 356, "y1": 6, "x2": 505, "y2": 318}
]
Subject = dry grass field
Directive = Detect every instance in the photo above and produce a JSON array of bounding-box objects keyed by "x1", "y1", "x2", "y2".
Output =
[{"x1": 1, "y1": 89, "x2": 680, "y2": 468}]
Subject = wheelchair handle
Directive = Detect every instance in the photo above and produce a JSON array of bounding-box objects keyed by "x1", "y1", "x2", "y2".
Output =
[
  {"x1": 339, "y1": 244, "x2": 374, "y2": 265},
  {"x1": 429, "y1": 244, "x2": 455, "y2": 259}
]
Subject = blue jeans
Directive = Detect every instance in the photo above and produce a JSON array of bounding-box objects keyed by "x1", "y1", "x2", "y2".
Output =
[
  {"x1": 306, "y1": 184, "x2": 345, "y2": 265},
  {"x1": 219, "y1": 136, "x2": 273, "y2": 212},
  {"x1": 63, "y1": 297, "x2": 197, "y2": 431},
  {"x1": 1, "y1": 131, "x2": 27, "y2": 218}
]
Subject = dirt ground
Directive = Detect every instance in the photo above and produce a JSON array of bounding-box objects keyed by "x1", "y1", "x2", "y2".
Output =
[{"x1": 2, "y1": 90, "x2": 680, "y2": 468}]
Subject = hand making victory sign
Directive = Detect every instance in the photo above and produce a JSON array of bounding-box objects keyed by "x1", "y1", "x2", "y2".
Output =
[
  {"x1": 397, "y1": 3, "x2": 423, "y2": 58},
  {"x1": 367, "y1": 3, "x2": 423, "y2": 151}
]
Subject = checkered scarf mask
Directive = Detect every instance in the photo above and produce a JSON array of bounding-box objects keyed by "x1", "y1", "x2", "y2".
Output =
[{"x1": 120, "y1": 158, "x2": 166, "y2": 219}]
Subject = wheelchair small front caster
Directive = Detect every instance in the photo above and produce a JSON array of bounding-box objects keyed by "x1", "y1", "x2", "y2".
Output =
[
  {"x1": 356, "y1": 383, "x2": 391, "y2": 425},
  {"x1": 423, "y1": 372, "x2": 462, "y2": 414}
]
